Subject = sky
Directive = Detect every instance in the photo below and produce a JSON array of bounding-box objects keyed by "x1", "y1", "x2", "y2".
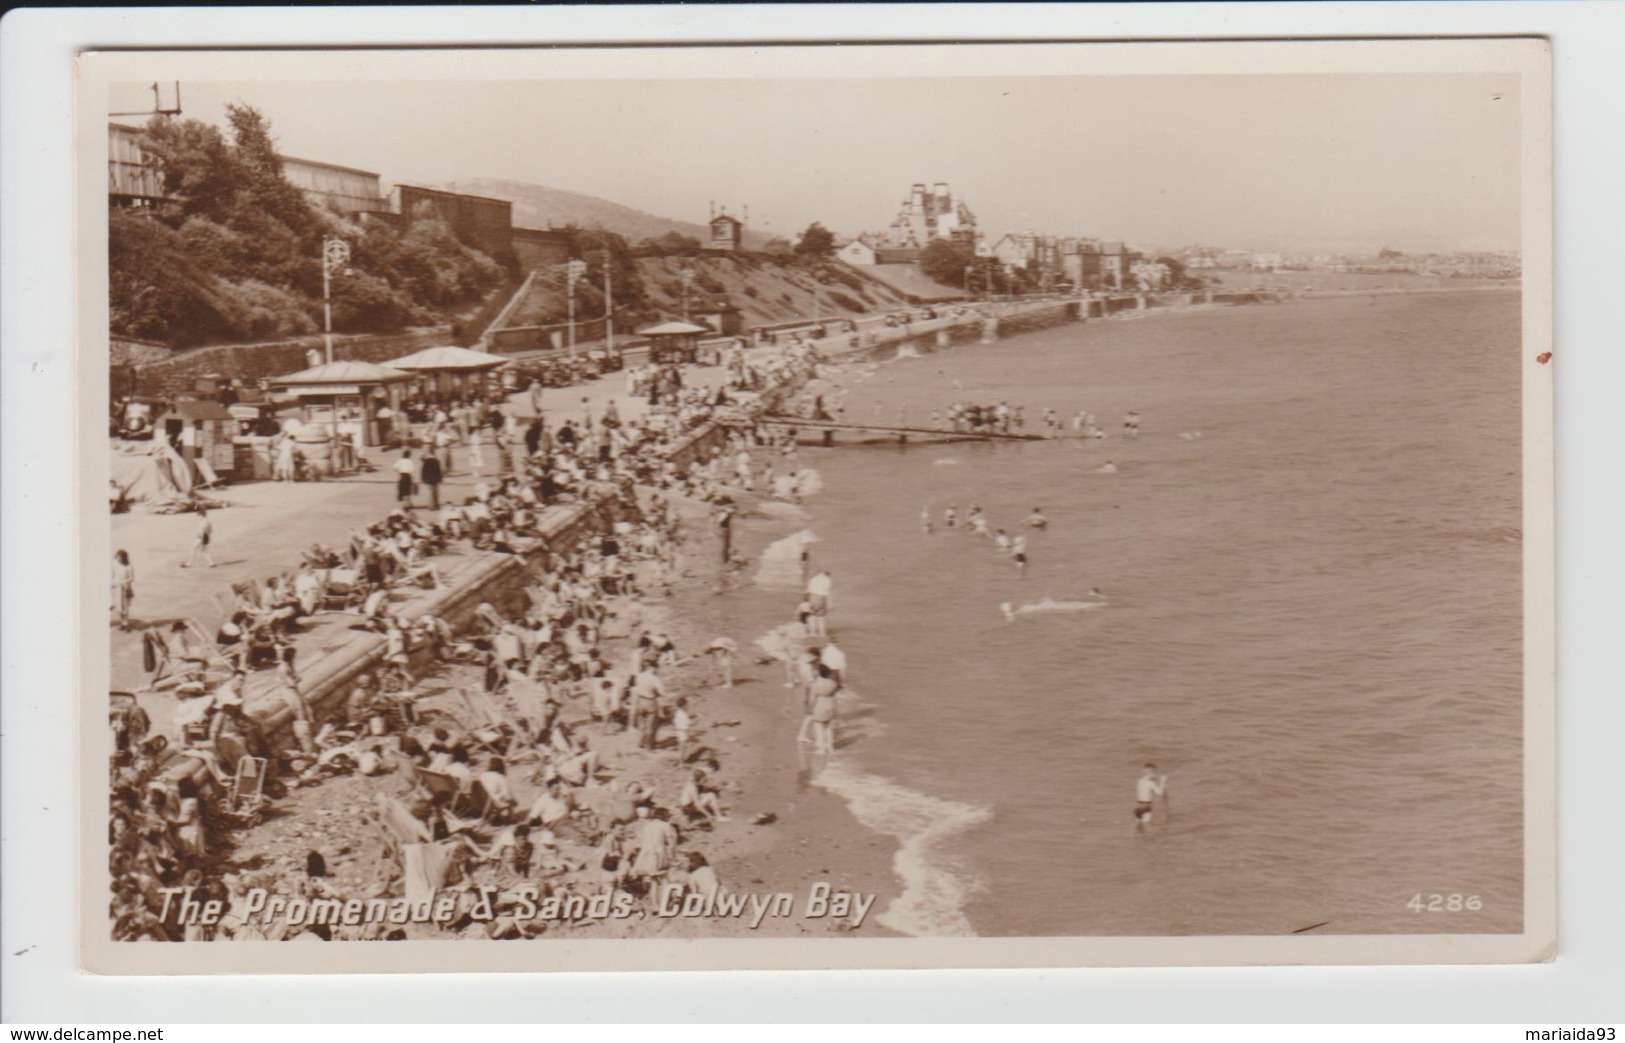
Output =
[{"x1": 108, "y1": 72, "x2": 1522, "y2": 254}]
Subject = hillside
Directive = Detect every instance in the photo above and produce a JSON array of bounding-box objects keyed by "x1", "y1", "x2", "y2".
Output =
[
  {"x1": 442, "y1": 177, "x2": 771, "y2": 249},
  {"x1": 505, "y1": 253, "x2": 920, "y2": 332}
]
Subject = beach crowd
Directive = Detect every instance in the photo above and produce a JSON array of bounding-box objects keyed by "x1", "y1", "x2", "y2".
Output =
[{"x1": 108, "y1": 339, "x2": 828, "y2": 942}]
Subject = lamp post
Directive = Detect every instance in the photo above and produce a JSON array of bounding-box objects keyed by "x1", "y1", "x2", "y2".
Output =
[
  {"x1": 320, "y1": 237, "x2": 352, "y2": 476},
  {"x1": 321, "y1": 237, "x2": 351, "y2": 365}
]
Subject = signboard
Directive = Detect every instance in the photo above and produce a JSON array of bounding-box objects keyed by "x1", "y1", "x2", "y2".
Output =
[{"x1": 282, "y1": 384, "x2": 361, "y2": 396}]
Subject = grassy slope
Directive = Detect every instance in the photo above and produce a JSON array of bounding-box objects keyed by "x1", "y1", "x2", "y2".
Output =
[{"x1": 506, "y1": 254, "x2": 918, "y2": 329}]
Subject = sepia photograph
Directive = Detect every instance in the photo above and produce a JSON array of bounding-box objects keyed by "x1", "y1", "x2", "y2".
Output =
[{"x1": 77, "y1": 39, "x2": 1553, "y2": 974}]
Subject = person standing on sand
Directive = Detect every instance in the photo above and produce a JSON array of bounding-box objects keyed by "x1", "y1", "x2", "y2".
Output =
[
  {"x1": 112, "y1": 549, "x2": 135, "y2": 630},
  {"x1": 805, "y1": 568, "x2": 833, "y2": 639},
  {"x1": 1135, "y1": 764, "x2": 1168, "y2": 831},
  {"x1": 180, "y1": 508, "x2": 216, "y2": 569},
  {"x1": 630, "y1": 662, "x2": 666, "y2": 750}
]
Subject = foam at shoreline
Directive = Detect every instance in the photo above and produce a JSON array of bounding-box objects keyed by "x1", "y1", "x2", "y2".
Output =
[
  {"x1": 755, "y1": 530, "x2": 819, "y2": 589},
  {"x1": 810, "y1": 759, "x2": 992, "y2": 937}
]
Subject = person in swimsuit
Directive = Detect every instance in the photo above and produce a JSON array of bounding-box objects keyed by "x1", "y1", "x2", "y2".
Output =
[
  {"x1": 943, "y1": 505, "x2": 957, "y2": 530},
  {"x1": 1027, "y1": 507, "x2": 1048, "y2": 530},
  {"x1": 1135, "y1": 764, "x2": 1167, "y2": 830}
]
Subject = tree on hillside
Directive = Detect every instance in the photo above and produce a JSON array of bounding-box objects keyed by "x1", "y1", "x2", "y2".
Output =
[
  {"x1": 761, "y1": 236, "x2": 793, "y2": 258},
  {"x1": 794, "y1": 222, "x2": 836, "y2": 259},
  {"x1": 918, "y1": 238, "x2": 977, "y2": 288},
  {"x1": 225, "y1": 104, "x2": 320, "y2": 242}
]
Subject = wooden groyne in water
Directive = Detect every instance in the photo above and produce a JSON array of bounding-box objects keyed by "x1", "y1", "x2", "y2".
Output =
[{"x1": 759, "y1": 415, "x2": 1050, "y2": 445}]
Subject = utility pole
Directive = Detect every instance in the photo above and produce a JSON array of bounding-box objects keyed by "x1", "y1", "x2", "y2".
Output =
[
  {"x1": 602, "y1": 251, "x2": 614, "y2": 353},
  {"x1": 565, "y1": 259, "x2": 587, "y2": 358}
]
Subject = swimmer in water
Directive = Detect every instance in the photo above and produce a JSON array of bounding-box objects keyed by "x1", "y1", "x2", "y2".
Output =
[
  {"x1": 993, "y1": 529, "x2": 1012, "y2": 553},
  {"x1": 1135, "y1": 764, "x2": 1168, "y2": 831},
  {"x1": 920, "y1": 505, "x2": 933, "y2": 535},
  {"x1": 1124, "y1": 411, "x2": 1142, "y2": 437},
  {"x1": 1097, "y1": 461, "x2": 1118, "y2": 474},
  {"x1": 971, "y1": 515, "x2": 991, "y2": 537},
  {"x1": 1000, "y1": 602, "x2": 1017, "y2": 623},
  {"x1": 1011, "y1": 535, "x2": 1028, "y2": 571},
  {"x1": 943, "y1": 505, "x2": 958, "y2": 529},
  {"x1": 1027, "y1": 507, "x2": 1048, "y2": 530}
]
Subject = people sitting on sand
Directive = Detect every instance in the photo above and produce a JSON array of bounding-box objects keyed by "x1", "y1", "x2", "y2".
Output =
[{"x1": 679, "y1": 767, "x2": 729, "y2": 824}]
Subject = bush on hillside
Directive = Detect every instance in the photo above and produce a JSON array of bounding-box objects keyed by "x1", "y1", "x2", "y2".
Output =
[{"x1": 110, "y1": 106, "x2": 503, "y2": 348}]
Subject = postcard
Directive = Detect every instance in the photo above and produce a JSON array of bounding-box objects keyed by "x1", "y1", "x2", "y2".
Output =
[{"x1": 80, "y1": 38, "x2": 1553, "y2": 973}]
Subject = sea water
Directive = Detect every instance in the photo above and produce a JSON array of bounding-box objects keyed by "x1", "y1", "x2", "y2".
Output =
[{"x1": 745, "y1": 292, "x2": 1524, "y2": 937}]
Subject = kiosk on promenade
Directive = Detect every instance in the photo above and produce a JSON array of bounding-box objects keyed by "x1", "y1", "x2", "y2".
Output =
[
  {"x1": 637, "y1": 320, "x2": 713, "y2": 365},
  {"x1": 383, "y1": 344, "x2": 510, "y2": 405},
  {"x1": 268, "y1": 360, "x2": 416, "y2": 468}
]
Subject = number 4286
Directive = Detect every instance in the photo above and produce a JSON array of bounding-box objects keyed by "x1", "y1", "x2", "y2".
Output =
[{"x1": 1407, "y1": 893, "x2": 1482, "y2": 912}]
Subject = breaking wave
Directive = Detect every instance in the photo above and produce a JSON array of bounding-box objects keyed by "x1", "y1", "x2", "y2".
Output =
[
  {"x1": 811, "y1": 759, "x2": 992, "y2": 937},
  {"x1": 754, "y1": 532, "x2": 818, "y2": 589}
]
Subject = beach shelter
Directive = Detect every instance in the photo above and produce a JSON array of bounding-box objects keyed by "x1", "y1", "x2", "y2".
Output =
[
  {"x1": 637, "y1": 320, "x2": 711, "y2": 365},
  {"x1": 383, "y1": 345, "x2": 509, "y2": 405},
  {"x1": 268, "y1": 360, "x2": 415, "y2": 450},
  {"x1": 156, "y1": 399, "x2": 237, "y2": 479}
]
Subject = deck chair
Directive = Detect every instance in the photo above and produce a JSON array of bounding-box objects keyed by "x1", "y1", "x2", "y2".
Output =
[
  {"x1": 319, "y1": 567, "x2": 366, "y2": 612},
  {"x1": 229, "y1": 756, "x2": 270, "y2": 820},
  {"x1": 413, "y1": 765, "x2": 463, "y2": 808}
]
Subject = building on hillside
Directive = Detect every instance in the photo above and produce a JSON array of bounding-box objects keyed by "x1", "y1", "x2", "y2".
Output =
[
  {"x1": 706, "y1": 210, "x2": 745, "y2": 252},
  {"x1": 281, "y1": 156, "x2": 386, "y2": 216},
  {"x1": 1070, "y1": 240, "x2": 1127, "y2": 291},
  {"x1": 1130, "y1": 259, "x2": 1172, "y2": 291},
  {"x1": 881, "y1": 182, "x2": 978, "y2": 249},
  {"x1": 391, "y1": 184, "x2": 514, "y2": 259},
  {"x1": 873, "y1": 247, "x2": 923, "y2": 265},
  {"x1": 510, "y1": 227, "x2": 574, "y2": 270},
  {"x1": 1251, "y1": 252, "x2": 1283, "y2": 271},
  {"x1": 837, "y1": 239, "x2": 877, "y2": 266},
  {"x1": 108, "y1": 123, "x2": 169, "y2": 208},
  {"x1": 110, "y1": 124, "x2": 388, "y2": 216}
]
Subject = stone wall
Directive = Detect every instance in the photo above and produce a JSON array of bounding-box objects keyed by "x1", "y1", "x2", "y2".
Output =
[{"x1": 128, "y1": 327, "x2": 452, "y2": 397}]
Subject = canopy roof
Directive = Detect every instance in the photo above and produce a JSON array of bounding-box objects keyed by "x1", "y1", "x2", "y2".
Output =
[
  {"x1": 270, "y1": 360, "x2": 415, "y2": 386},
  {"x1": 636, "y1": 321, "x2": 712, "y2": 337},
  {"x1": 384, "y1": 345, "x2": 509, "y2": 372}
]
